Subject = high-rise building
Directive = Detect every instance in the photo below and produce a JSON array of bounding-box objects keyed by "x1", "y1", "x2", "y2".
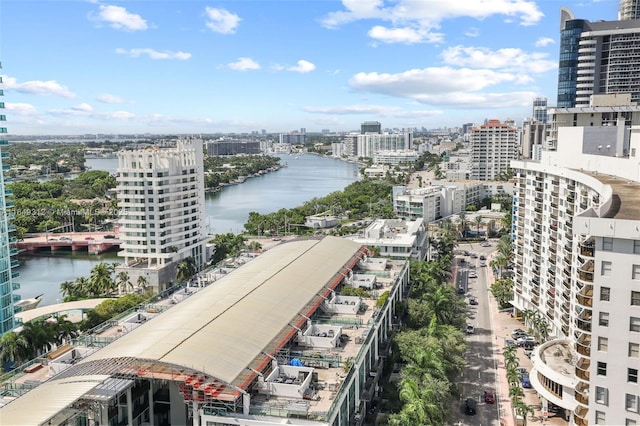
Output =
[
  {"x1": 115, "y1": 138, "x2": 207, "y2": 292},
  {"x1": 0, "y1": 63, "x2": 19, "y2": 336},
  {"x1": 361, "y1": 121, "x2": 382, "y2": 134},
  {"x1": 557, "y1": 6, "x2": 640, "y2": 107},
  {"x1": 619, "y1": 0, "x2": 640, "y2": 19},
  {"x1": 511, "y1": 101, "x2": 640, "y2": 426},
  {"x1": 532, "y1": 97, "x2": 548, "y2": 123},
  {"x1": 469, "y1": 120, "x2": 518, "y2": 181}
]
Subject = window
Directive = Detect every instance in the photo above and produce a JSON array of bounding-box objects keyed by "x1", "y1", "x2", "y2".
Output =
[
  {"x1": 600, "y1": 287, "x2": 611, "y2": 301},
  {"x1": 633, "y1": 291, "x2": 640, "y2": 306},
  {"x1": 597, "y1": 361, "x2": 607, "y2": 376},
  {"x1": 602, "y1": 237, "x2": 613, "y2": 251},
  {"x1": 632, "y1": 317, "x2": 640, "y2": 332},
  {"x1": 595, "y1": 411, "x2": 606, "y2": 424},
  {"x1": 601, "y1": 261, "x2": 612, "y2": 276},
  {"x1": 630, "y1": 343, "x2": 640, "y2": 358},
  {"x1": 599, "y1": 312, "x2": 610, "y2": 327},
  {"x1": 598, "y1": 337, "x2": 608, "y2": 352},
  {"x1": 626, "y1": 394, "x2": 639, "y2": 413},
  {"x1": 634, "y1": 265, "x2": 640, "y2": 280},
  {"x1": 635, "y1": 241, "x2": 640, "y2": 254},
  {"x1": 595, "y1": 386, "x2": 608, "y2": 404},
  {"x1": 627, "y1": 419, "x2": 637, "y2": 426},
  {"x1": 629, "y1": 368, "x2": 638, "y2": 383}
]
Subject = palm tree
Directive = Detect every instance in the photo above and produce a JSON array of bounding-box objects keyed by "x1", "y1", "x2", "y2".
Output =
[
  {"x1": 457, "y1": 212, "x2": 468, "y2": 239},
  {"x1": 0, "y1": 332, "x2": 28, "y2": 368},
  {"x1": 509, "y1": 384, "x2": 525, "y2": 400},
  {"x1": 506, "y1": 365, "x2": 520, "y2": 386},
  {"x1": 116, "y1": 271, "x2": 131, "y2": 295},
  {"x1": 474, "y1": 215, "x2": 483, "y2": 238},
  {"x1": 89, "y1": 262, "x2": 115, "y2": 296},
  {"x1": 176, "y1": 260, "x2": 193, "y2": 283},
  {"x1": 60, "y1": 280, "x2": 77, "y2": 300},
  {"x1": 136, "y1": 275, "x2": 149, "y2": 293},
  {"x1": 513, "y1": 400, "x2": 535, "y2": 426}
]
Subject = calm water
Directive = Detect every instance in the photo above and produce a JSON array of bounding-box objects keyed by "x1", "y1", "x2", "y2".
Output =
[{"x1": 17, "y1": 154, "x2": 359, "y2": 306}]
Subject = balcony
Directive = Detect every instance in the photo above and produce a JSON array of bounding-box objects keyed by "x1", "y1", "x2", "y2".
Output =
[
  {"x1": 577, "y1": 260, "x2": 594, "y2": 283},
  {"x1": 576, "y1": 334, "x2": 591, "y2": 357},
  {"x1": 579, "y1": 238, "x2": 595, "y2": 257},
  {"x1": 576, "y1": 285, "x2": 593, "y2": 308}
]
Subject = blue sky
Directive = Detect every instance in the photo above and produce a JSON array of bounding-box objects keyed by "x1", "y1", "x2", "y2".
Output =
[{"x1": 0, "y1": 0, "x2": 621, "y2": 135}]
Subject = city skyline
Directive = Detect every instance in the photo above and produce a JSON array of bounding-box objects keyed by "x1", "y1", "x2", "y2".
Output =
[{"x1": 1, "y1": 0, "x2": 619, "y2": 135}]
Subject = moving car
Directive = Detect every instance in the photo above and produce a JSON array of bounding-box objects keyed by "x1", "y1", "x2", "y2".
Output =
[
  {"x1": 469, "y1": 271, "x2": 478, "y2": 278},
  {"x1": 469, "y1": 297, "x2": 478, "y2": 305},
  {"x1": 466, "y1": 324, "x2": 475, "y2": 334},
  {"x1": 464, "y1": 398, "x2": 477, "y2": 415},
  {"x1": 483, "y1": 390, "x2": 496, "y2": 404}
]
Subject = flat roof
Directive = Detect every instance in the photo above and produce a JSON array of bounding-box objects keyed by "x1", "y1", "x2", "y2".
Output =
[{"x1": 584, "y1": 172, "x2": 640, "y2": 220}]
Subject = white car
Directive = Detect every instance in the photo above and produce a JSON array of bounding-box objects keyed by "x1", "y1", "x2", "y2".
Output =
[
  {"x1": 466, "y1": 324, "x2": 475, "y2": 334},
  {"x1": 469, "y1": 272, "x2": 478, "y2": 278}
]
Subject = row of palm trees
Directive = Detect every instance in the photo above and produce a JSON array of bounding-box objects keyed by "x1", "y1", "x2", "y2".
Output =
[
  {"x1": 520, "y1": 309, "x2": 551, "y2": 343},
  {"x1": 456, "y1": 212, "x2": 485, "y2": 239},
  {"x1": 503, "y1": 345, "x2": 535, "y2": 425},
  {"x1": 0, "y1": 315, "x2": 78, "y2": 369},
  {"x1": 386, "y1": 223, "x2": 468, "y2": 425},
  {"x1": 60, "y1": 262, "x2": 149, "y2": 301}
]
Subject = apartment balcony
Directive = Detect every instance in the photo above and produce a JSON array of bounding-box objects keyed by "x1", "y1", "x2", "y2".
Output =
[
  {"x1": 579, "y1": 238, "x2": 595, "y2": 257},
  {"x1": 12, "y1": 282, "x2": 20, "y2": 291},
  {"x1": 576, "y1": 334, "x2": 591, "y2": 357},
  {"x1": 577, "y1": 264, "x2": 594, "y2": 283},
  {"x1": 574, "y1": 404, "x2": 588, "y2": 425},
  {"x1": 575, "y1": 316, "x2": 592, "y2": 333},
  {"x1": 561, "y1": 300, "x2": 570, "y2": 315},
  {"x1": 576, "y1": 285, "x2": 593, "y2": 308},
  {"x1": 575, "y1": 357, "x2": 590, "y2": 383},
  {"x1": 532, "y1": 294, "x2": 540, "y2": 305},
  {"x1": 545, "y1": 308, "x2": 555, "y2": 321}
]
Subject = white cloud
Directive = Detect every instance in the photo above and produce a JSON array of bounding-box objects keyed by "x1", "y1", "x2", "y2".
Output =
[
  {"x1": 322, "y1": 0, "x2": 543, "y2": 44},
  {"x1": 4, "y1": 103, "x2": 38, "y2": 115},
  {"x1": 92, "y1": 5, "x2": 148, "y2": 31},
  {"x1": 205, "y1": 7, "x2": 241, "y2": 34},
  {"x1": 277, "y1": 60, "x2": 316, "y2": 73},
  {"x1": 441, "y1": 46, "x2": 556, "y2": 73},
  {"x1": 535, "y1": 37, "x2": 555, "y2": 47},
  {"x1": 412, "y1": 91, "x2": 537, "y2": 108},
  {"x1": 97, "y1": 94, "x2": 125, "y2": 104},
  {"x1": 368, "y1": 26, "x2": 443, "y2": 44},
  {"x1": 2, "y1": 75, "x2": 76, "y2": 98},
  {"x1": 465, "y1": 27, "x2": 480, "y2": 37},
  {"x1": 304, "y1": 104, "x2": 442, "y2": 118},
  {"x1": 115, "y1": 48, "x2": 192, "y2": 60},
  {"x1": 72, "y1": 103, "x2": 93, "y2": 112},
  {"x1": 228, "y1": 57, "x2": 260, "y2": 71},
  {"x1": 349, "y1": 67, "x2": 525, "y2": 98}
]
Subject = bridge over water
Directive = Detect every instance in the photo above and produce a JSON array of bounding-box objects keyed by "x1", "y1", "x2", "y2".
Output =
[{"x1": 17, "y1": 232, "x2": 121, "y2": 255}]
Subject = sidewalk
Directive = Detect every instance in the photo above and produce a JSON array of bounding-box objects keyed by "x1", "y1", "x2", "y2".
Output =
[{"x1": 487, "y1": 265, "x2": 567, "y2": 426}]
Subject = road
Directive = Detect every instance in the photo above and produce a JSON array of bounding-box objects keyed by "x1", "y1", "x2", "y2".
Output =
[{"x1": 452, "y1": 241, "x2": 501, "y2": 426}]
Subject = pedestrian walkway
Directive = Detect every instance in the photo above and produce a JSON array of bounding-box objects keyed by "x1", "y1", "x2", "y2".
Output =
[{"x1": 486, "y1": 265, "x2": 567, "y2": 426}]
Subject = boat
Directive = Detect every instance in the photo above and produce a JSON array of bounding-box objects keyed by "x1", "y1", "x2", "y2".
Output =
[{"x1": 14, "y1": 294, "x2": 44, "y2": 311}]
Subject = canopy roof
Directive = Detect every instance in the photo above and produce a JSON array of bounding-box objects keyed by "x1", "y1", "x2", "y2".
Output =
[{"x1": 79, "y1": 237, "x2": 365, "y2": 390}]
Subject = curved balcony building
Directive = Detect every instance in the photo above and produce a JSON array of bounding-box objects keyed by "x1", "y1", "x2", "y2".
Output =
[{"x1": 512, "y1": 109, "x2": 640, "y2": 425}]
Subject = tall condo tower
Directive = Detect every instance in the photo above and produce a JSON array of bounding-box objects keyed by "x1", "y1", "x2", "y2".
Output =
[
  {"x1": 469, "y1": 119, "x2": 518, "y2": 181},
  {"x1": 619, "y1": 0, "x2": 640, "y2": 19},
  {"x1": 532, "y1": 97, "x2": 548, "y2": 123},
  {"x1": 557, "y1": 6, "x2": 640, "y2": 107},
  {"x1": 0, "y1": 63, "x2": 19, "y2": 335},
  {"x1": 116, "y1": 138, "x2": 207, "y2": 292}
]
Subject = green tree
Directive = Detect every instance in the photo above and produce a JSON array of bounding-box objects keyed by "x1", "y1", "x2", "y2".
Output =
[
  {"x1": 0, "y1": 332, "x2": 28, "y2": 368},
  {"x1": 136, "y1": 276, "x2": 149, "y2": 293},
  {"x1": 116, "y1": 271, "x2": 131, "y2": 295}
]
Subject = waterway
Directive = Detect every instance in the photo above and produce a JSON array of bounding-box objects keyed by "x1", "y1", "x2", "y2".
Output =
[{"x1": 16, "y1": 154, "x2": 360, "y2": 307}]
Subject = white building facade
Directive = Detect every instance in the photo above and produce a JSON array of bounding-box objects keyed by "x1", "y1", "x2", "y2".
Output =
[
  {"x1": 511, "y1": 121, "x2": 640, "y2": 426},
  {"x1": 116, "y1": 138, "x2": 207, "y2": 291},
  {"x1": 470, "y1": 120, "x2": 519, "y2": 181},
  {"x1": 347, "y1": 219, "x2": 428, "y2": 261}
]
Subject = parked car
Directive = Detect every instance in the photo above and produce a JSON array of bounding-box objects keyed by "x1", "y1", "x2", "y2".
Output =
[
  {"x1": 521, "y1": 376, "x2": 532, "y2": 388},
  {"x1": 480, "y1": 262, "x2": 486, "y2": 267},
  {"x1": 479, "y1": 255, "x2": 486, "y2": 261},
  {"x1": 466, "y1": 324, "x2": 475, "y2": 334},
  {"x1": 517, "y1": 336, "x2": 537, "y2": 347},
  {"x1": 464, "y1": 398, "x2": 477, "y2": 415},
  {"x1": 469, "y1": 297, "x2": 478, "y2": 305},
  {"x1": 104, "y1": 235, "x2": 116, "y2": 239},
  {"x1": 469, "y1": 271, "x2": 478, "y2": 278},
  {"x1": 480, "y1": 241, "x2": 491, "y2": 247},
  {"x1": 517, "y1": 367, "x2": 528, "y2": 377},
  {"x1": 60, "y1": 237, "x2": 72, "y2": 241},
  {"x1": 512, "y1": 329, "x2": 527, "y2": 339},
  {"x1": 524, "y1": 347, "x2": 534, "y2": 358},
  {"x1": 483, "y1": 390, "x2": 496, "y2": 404},
  {"x1": 504, "y1": 339, "x2": 516, "y2": 348}
]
